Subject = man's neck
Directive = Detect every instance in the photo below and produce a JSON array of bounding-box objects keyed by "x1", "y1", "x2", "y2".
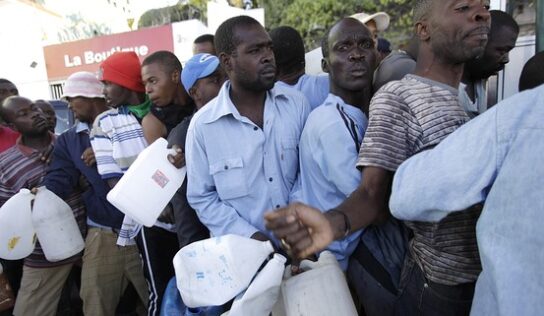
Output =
[
  {"x1": 21, "y1": 133, "x2": 51, "y2": 151},
  {"x1": 414, "y1": 48, "x2": 464, "y2": 89},
  {"x1": 278, "y1": 69, "x2": 304, "y2": 86},
  {"x1": 172, "y1": 86, "x2": 192, "y2": 107},
  {"x1": 126, "y1": 92, "x2": 146, "y2": 106},
  {"x1": 332, "y1": 86, "x2": 372, "y2": 115},
  {"x1": 229, "y1": 83, "x2": 267, "y2": 128},
  {"x1": 89, "y1": 105, "x2": 110, "y2": 123}
]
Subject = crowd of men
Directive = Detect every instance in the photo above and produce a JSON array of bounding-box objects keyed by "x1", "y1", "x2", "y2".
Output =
[{"x1": 1, "y1": 0, "x2": 544, "y2": 315}]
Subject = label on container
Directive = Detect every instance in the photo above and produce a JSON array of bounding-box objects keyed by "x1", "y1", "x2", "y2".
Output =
[{"x1": 151, "y1": 170, "x2": 170, "y2": 188}]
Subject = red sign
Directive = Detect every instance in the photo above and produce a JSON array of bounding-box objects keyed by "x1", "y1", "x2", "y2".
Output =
[{"x1": 43, "y1": 25, "x2": 174, "y2": 81}]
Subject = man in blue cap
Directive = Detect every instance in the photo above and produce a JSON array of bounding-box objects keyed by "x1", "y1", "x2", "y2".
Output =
[{"x1": 167, "y1": 53, "x2": 226, "y2": 249}]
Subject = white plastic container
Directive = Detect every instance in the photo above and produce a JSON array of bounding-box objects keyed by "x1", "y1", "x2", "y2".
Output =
[
  {"x1": 0, "y1": 189, "x2": 36, "y2": 260},
  {"x1": 32, "y1": 187, "x2": 85, "y2": 262},
  {"x1": 228, "y1": 253, "x2": 286, "y2": 316},
  {"x1": 107, "y1": 138, "x2": 186, "y2": 227},
  {"x1": 173, "y1": 234, "x2": 275, "y2": 308},
  {"x1": 272, "y1": 251, "x2": 358, "y2": 316}
]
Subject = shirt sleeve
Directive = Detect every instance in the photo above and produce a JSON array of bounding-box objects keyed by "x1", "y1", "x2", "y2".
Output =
[
  {"x1": 389, "y1": 107, "x2": 499, "y2": 222},
  {"x1": 357, "y1": 90, "x2": 421, "y2": 172},
  {"x1": 42, "y1": 134, "x2": 79, "y2": 199},
  {"x1": 288, "y1": 94, "x2": 311, "y2": 202},
  {"x1": 90, "y1": 116, "x2": 124, "y2": 179},
  {"x1": 185, "y1": 121, "x2": 259, "y2": 238}
]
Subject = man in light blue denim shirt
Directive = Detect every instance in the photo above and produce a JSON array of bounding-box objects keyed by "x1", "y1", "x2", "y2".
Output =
[
  {"x1": 298, "y1": 18, "x2": 376, "y2": 270},
  {"x1": 185, "y1": 16, "x2": 310, "y2": 245},
  {"x1": 390, "y1": 85, "x2": 544, "y2": 316}
]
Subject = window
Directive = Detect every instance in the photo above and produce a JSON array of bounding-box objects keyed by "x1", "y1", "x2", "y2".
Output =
[{"x1": 507, "y1": 0, "x2": 536, "y2": 37}]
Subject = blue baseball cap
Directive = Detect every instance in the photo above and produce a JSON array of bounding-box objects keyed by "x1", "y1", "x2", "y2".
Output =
[{"x1": 181, "y1": 53, "x2": 220, "y2": 93}]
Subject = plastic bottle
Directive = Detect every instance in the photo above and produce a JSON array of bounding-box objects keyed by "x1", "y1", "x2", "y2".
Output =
[
  {"x1": 228, "y1": 253, "x2": 286, "y2": 316},
  {"x1": 0, "y1": 189, "x2": 36, "y2": 260},
  {"x1": 173, "y1": 234, "x2": 275, "y2": 308},
  {"x1": 272, "y1": 251, "x2": 358, "y2": 316},
  {"x1": 32, "y1": 187, "x2": 85, "y2": 262},
  {"x1": 107, "y1": 138, "x2": 186, "y2": 227}
]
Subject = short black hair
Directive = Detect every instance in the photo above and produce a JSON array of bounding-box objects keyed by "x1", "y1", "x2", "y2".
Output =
[
  {"x1": 0, "y1": 78, "x2": 15, "y2": 85},
  {"x1": 413, "y1": 0, "x2": 436, "y2": 23},
  {"x1": 519, "y1": 51, "x2": 544, "y2": 92},
  {"x1": 194, "y1": 34, "x2": 214, "y2": 44},
  {"x1": 214, "y1": 15, "x2": 261, "y2": 56},
  {"x1": 489, "y1": 10, "x2": 519, "y2": 35},
  {"x1": 142, "y1": 50, "x2": 182, "y2": 74},
  {"x1": 269, "y1": 26, "x2": 305, "y2": 73}
]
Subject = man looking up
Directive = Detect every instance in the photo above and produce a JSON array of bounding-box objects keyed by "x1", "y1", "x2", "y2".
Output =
[
  {"x1": 461, "y1": 10, "x2": 519, "y2": 116},
  {"x1": 296, "y1": 18, "x2": 389, "y2": 315},
  {"x1": 44, "y1": 72, "x2": 149, "y2": 315},
  {"x1": 35, "y1": 99, "x2": 57, "y2": 133},
  {"x1": 0, "y1": 96, "x2": 86, "y2": 316},
  {"x1": 186, "y1": 16, "x2": 310, "y2": 245},
  {"x1": 269, "y1": 26, "x2": 329, "y2": 110},
  {"x1": 267, "y1": 1, "x2": 491, "y2": 315}
]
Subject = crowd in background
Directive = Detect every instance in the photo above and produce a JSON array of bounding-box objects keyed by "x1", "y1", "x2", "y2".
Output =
[{"x1": 1, "y1": 0, "x2": 544, "y2": 315}]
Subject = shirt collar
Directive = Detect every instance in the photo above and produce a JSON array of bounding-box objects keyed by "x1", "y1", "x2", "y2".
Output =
[
  {"x1": 75, "y1": 121, "x2": 91, "y2": 133},
  {"x1": 322, "y1": 93, "x2": 365, "y2": 118},
  {"x1": 203, "y1": 80, "x2": 286, "y2": 124}
]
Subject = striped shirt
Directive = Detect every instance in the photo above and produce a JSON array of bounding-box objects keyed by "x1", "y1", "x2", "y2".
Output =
[
  {"x1": 90, "y1": 105, "x2": 148, "y2": 180},
  {"x1": 0, "y1": 136, "x2": 86, "y2": 268},
  {"x1": 358, "y1": 75, "x2": 481, "y2": 285}
]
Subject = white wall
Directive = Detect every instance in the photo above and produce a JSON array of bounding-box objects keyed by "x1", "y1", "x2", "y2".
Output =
[
  {"x1": 207, "y1": 1, "x2": 265, "y2": 34},
  {"x1": 171, "y1": 19, "x2": 210, "y2": 64},
  {"x1": 0, "y1": 0, "x2": 63, "y2": 100}
]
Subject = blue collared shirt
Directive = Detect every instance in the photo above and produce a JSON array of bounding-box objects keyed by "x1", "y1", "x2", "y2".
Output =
[
  {"x1": 275, "y1": 74, "x2": 330, "y2": 110},
  {"x1": 186, "y1": 81, "x2": 310, "y2": 242},
  {"x1": 390, "y1": 85, "x2": 544, "y2": 316},
  {"x1": 298, "y1": 94, "x2": 367, "y2": 269}
]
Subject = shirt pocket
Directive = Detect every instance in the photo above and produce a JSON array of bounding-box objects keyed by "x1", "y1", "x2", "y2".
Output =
[
  {"x1": 209, "y1": 157, "x2": 249, "y2": 200},
  {"x1": 281, "y1": 138, "x2": 299, "y2": 186}
]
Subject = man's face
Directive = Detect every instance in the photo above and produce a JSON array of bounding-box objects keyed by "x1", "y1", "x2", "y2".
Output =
[
  {"x1": 102, "y1": 81, "x2": 132, "y2": 108},
  {"x1": 35, "y1": 100, "x2": 56, "y2": 133},
  {"x1": 193, "y1": 41, "x2": 216, "y2": 55},
  {"x1": 0, "y1": 82, "x2": 18, "y2": 105},
  {"x1": 67, "y1": 97, "x2": 95, "y2": 123},
  {"x1": 3, "y1": 97, "x2": 48, "y2": 136},
  {"x1": 142, "y1": 63, "x2": 179, "y2": 107},
  {"x1": 226, "y1": 24, "x2": 276, "y2": 92},
  {"x1": 365, "y1": 20, "x2": 379, "y2": 46},
  {"x1": 471, "y1": 26, "x2": 518, "y2": 78},
  {"x1": 324, "y1": 19, "x2": 377, "y2": 94},
  {"x1": 427, "y1": 0, "x2": 491, "y2": 63},
  {"x1": 191, "y1": 68, "x2": 227, "y2": 109}
]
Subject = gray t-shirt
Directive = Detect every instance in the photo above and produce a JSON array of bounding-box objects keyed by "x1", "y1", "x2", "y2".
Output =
[{"x1": 358, "y1": 74, "x2": 482, "y2": 285}]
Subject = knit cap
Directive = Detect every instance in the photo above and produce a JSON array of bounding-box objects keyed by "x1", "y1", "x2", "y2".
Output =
[
  {"x1": 62, "y1": 71, "x2": 104, "y2": 100},
  {"x1": 98, "y1": 52, "x2": 145, "y2": 93}
]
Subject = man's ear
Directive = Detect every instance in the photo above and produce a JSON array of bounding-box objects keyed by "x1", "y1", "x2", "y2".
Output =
[
  {"x1": 321, "y1": 57, "x2": 330, "y2": 74},
  {"x1": 171, "y1": 70, "x2": 180, "y2": 83},
  {"x1": 188, "y1": 86, "x2": 199, "y2": 103},
  {"x1": 219, "y1": 52, "x2": 233, "y2": 74},
  {"x1": 415, "y1": 21, "x2": 430, "y2": 41}
]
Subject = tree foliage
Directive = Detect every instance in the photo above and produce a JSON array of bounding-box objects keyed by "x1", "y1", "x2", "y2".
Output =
[
  {"x1": 57, "y1": 13, "x2": 111, "y2": 42},
  {"x1": 138, "y1": 2, "x2": 203, "y2": 28},
  {"x1": 260, "y1": 0, "x2": 414, "y2": 50}
]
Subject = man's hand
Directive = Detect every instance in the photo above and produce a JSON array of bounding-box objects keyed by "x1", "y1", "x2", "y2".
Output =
[
  {"x1": 81, "y1": 147, "x2": 96, "y2": 166},
  {"x1": 265, "y1": 202, "x2": 334, "y2": 259},
  {"x1": 38, "y1": 145, "x2": 54, "y2": 165},
  {"x1": 167, "y1": 145, "x2": 185, "y2": 169}
]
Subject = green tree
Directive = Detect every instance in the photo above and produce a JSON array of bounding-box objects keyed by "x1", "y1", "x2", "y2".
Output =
[
  {"x1": 260, "y1": 0, "x2": 414, "y2": 50},
  {"x1": 138, "y1": 1, "x2": 204, "y2": 28}
]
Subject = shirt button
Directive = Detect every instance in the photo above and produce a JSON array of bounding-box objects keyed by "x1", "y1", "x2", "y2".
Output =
[
  {"x1": 253, "y1": 126, "x2": 258, "y2": 131},
  {"x1": 276, "y1": 205, "x2": 280, "y2": 209},
  {"x1": 224, "y1": 165, "x2": 229, "y2": 170},
  {"x1": 269, "y1": 177, "x2": 273, "y2": 182}
]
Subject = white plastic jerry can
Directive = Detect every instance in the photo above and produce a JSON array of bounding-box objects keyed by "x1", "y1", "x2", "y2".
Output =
[
  {"x1": 173, "y1": 234, "x2": 275, "y2": 308},
  {"x1": 107, "y1": 137, "x2": 186, "y2": 227},
  {"x1": 272, "y1": 251, "x2": 358, "y2": 316},
  {"x1": 32, "y1": 187, "x2": 85, "y2": 262},
  {"x1": 0, "y1": 189, "x2": 36, "y2": 260},
  {"x1": 228, "y1": 253, "x2": 287, "y2": 316}
]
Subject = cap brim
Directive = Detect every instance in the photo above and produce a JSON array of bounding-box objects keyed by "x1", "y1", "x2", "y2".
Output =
[
  {"x1": 351, "y1": 12, "x2": 390, "y2": 32},
  {"x1": 61, "y1": 92, "x2": 105, "y2": 100}
]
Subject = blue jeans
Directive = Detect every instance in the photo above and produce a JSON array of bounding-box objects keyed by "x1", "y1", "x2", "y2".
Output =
[
  {"x1": 394, "y1": 254, "x2": 475, "y2": 316},
  {"x1": 160, "y1": 277, "x2": 225, "y2": 316}
]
